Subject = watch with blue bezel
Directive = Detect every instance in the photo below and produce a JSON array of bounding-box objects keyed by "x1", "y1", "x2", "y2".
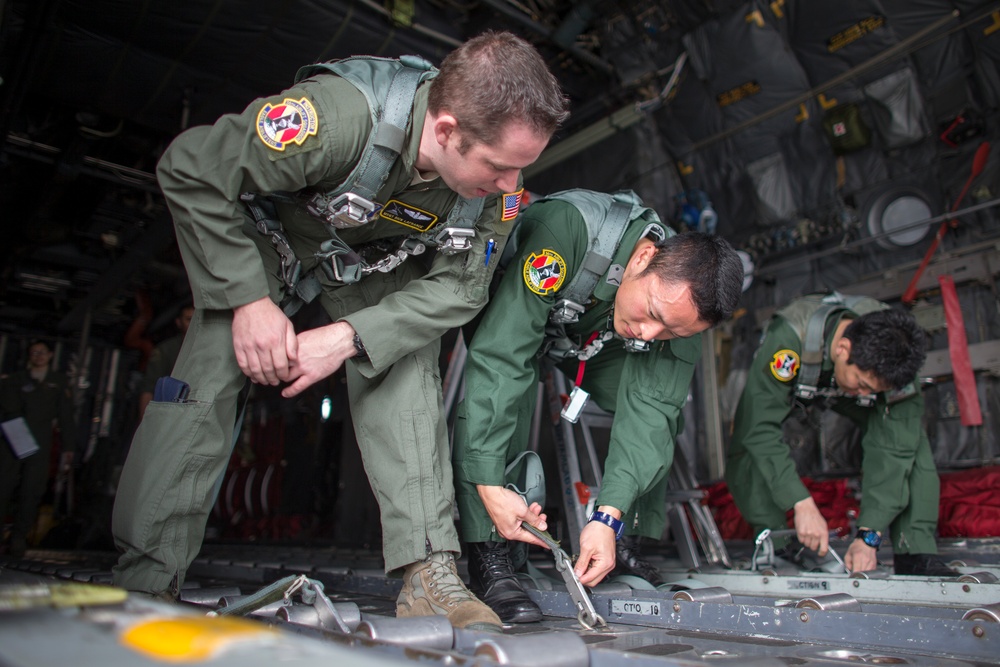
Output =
[
  {"x1": 589, "y1": 510, "x2": 625, "y2": 541},
  {"x1": 855, "y1": 528, "x2": 882, "y2": 549}
]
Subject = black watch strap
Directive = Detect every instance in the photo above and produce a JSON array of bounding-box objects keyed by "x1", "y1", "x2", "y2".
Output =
[
  {"x1": 855, "y1": 528, "x2": 881, "y2": 549},
  {"x1": 352, "y1": 333, "x2": 368, "y2": 359}
]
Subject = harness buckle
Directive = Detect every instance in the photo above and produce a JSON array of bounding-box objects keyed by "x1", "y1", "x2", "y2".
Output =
[
  {"x1": 308, "y1": 192, "x2": 379, "y2": 229},
  {"x1": 855, "y1": 394, "x2": 876, "y2": 408},
  {"x1": 622, "y1": 338, "x2": 651, "y2": 353},
  {"x1": 794, "y1": 384, "x2": 819, "y2": 401},
  {"x1": 430, "y1": 227, "x2": 475, "y2": 255},
  {"x1": 550, "y1": 299, "x2": 586, "y2": 325}
]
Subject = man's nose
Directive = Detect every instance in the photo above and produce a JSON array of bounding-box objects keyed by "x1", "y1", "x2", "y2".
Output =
[
  {"x1": 646, "y1": 323, "x2": 669, "y2": 341},
  {"x1": 495, "y1": 170, "x2": 519, "y2": 193}
]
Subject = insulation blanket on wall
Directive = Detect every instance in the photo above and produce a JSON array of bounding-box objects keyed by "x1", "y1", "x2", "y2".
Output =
[
  {"x1": 938, "y1": 466, "x2": 1000, "y2": 538},
  {"x1": 701, "y1": 478, "x2": 860, "y2": 540}
]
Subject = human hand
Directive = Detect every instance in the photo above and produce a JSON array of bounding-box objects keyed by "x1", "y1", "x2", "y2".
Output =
[
  {"x1": 793, "y1": 496, "x2": 829, "y2": 556},
  {"x1": 574, "y1": 507, "x2": 620, "y2": 586},
  {"x1": 477, "y1": 485, "x2": 549, "y2": 548},
  {"x1": 281, "y1": 321, "x2": 357, "y2": 398},
  {"x1": 232, "y1": 297, "x2": 297, "y2": 385},
  {"x1": 844, "y1": 538, "x2": 878, "y2": 573},
  {"x1": 60, "y1": 451, "x2": 74, "y2": 472}
]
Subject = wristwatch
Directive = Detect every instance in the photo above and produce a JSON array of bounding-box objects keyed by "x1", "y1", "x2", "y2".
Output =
[
  {"x1": 589, "y1": 510, "x2": 625, "y2": 541},
  {"x1": 352, "y1": 333, "x2": 368, "y2": 360},
  {"x1": 855, "y1": 528, "x2": 882, "y2": 549}
]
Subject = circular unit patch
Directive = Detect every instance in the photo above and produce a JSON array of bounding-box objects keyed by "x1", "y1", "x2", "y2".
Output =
[
  {"x1": 769, "y1": 349, "x2": 800, "y2": 382},
  {"x1": 256, "y1": 97, "x2": 318, "y2": 151},
  {"x1": 523, "y1": 249, "x2": 566, "y2": 296}
]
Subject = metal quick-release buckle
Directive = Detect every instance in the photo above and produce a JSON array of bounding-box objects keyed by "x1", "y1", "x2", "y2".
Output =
[
  {"x1": 550, "y1": 299, "x2": 586, "y2": 325},
  {"x1": 622, "y1": 338, "x2": 651, "y2": 353},
  {"x1": 430, "y1": 227, "x2": 474, "y2": 255},
  {"x1": 308, "y1": 192, "x2": 378, "y2": 229},
  {"x1": 794, "y1": 384, "x2": 818, "y2": 401}
]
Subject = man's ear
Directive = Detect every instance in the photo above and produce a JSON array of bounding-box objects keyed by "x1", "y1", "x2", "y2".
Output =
[
  {"x1": 628, "y1": 238, "x2": 658, "y2": 274},
  {"x1": 836, "y1": 337, "x2": 852, "y2": 362},
  {"x1": 432, "y1": 113, "x2": 459, "y2": 148}
]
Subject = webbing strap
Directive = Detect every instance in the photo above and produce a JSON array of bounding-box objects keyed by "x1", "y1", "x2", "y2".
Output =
[
  {"x1": 799, "y1": 291, "x2": 874, "y2": 387},
  {"x1": 798, "y1": 302, "x2": 840, "y2": 390},
  {"x1": 351, "y1": 65, "x2": 425, "y2": 202},
  {"x1": 560, "y1": 199, "x2": 633, "y2": 308}
]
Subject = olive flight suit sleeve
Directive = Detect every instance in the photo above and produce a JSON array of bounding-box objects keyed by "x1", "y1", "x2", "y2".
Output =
[
  {"x1": 854, "y1": 390, "x2": 927, "y2": 532},
  {"x1": 343, "y1": 193, "x2": 517, "y2": 376},
  {"x1": 457, "y1": 200, "x2": 588, "y2": 486},
  {"x1": 729, "y1": 318, "x2": 811, "y2": 511},
  {"x1": 594, "y1": 335, "x2": 701, "y2": 514},
  {"x1": 157, "y1": 76, "x2": 366, "y2": 310}
]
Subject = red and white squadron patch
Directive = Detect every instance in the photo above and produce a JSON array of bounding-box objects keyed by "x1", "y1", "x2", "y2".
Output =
[
  {"x1": 523, "y1": 249, "x2": 566, "y2": 296},
  {"x1": 501, "y1": 189, "x2": 524, "y2": 221},
  {"x1": 256, "y1": 97, "x2": 318, "y2": 151},
  {"x1": 769, "y1": 349, "x2": 800, "y2": 382}
]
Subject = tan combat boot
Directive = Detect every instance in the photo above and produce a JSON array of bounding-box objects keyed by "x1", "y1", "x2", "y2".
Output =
[{"x1": 397, "y1": 551, "x2": 503, "y2": 632}]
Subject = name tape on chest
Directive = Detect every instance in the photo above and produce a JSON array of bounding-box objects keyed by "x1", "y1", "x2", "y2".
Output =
[{"x1": 378, "y1": 200, "x2": 439, "y2": 231}]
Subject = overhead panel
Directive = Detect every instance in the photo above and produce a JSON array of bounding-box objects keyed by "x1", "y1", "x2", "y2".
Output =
[{"x1": 682, "y1": 1, "x2": 828, "y2": 226}]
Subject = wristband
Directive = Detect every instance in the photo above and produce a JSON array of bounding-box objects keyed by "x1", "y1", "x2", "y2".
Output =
[
  {"x1": 589, "y1": 510, "x2": 625, "y2": 541},
  {"x1": 855, "y1": 528, "x2": 881, "y2": 549},
  {"x1": 352, "y1": 333, "x2": 368, "y2": 360}
]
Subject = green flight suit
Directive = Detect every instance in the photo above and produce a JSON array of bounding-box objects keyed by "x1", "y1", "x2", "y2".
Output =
[
  {"x1": 112, "y1": 65, "x2": 515, "y2": 594},
  {"x1": 725, "y1": 297, "x2": 940, "y2": 554},
  {"x1": 0, "y1": 367, "x2": 76, "y2": 544},
  {"x1": 453, "y1": 195, "x2": 701, "y2": 543},
  {"x1": 138, "y1": 334, "x2": 186, "y2": 396}
]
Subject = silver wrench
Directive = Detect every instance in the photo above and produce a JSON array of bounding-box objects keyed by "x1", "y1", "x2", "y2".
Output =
[{"x1": 521, "y1": 522, "x2": 607, "y2": 629}]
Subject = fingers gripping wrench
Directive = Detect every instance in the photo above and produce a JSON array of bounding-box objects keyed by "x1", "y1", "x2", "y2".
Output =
[{"x1": 521, "y1": 523, "x2": 607, "y2": 629}]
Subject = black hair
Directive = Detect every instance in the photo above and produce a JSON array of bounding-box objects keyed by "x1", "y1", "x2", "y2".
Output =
[
  {"x1": 843, "y1": 308, "x2": 928, "y2": 389},
  {"x1": 640, "y1": 232, "x2": 744, "y2": 326}
]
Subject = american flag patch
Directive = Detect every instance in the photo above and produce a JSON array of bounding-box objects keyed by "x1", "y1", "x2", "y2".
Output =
[{"x1": 501, "y1": 189, "x2": 523, "y2": 221}]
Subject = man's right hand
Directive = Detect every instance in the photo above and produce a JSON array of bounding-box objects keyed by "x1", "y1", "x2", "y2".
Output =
[
  {"x1": 477, "y1": 485, "x2": 549, "y2": 549},
  {"x1": 793, "y1": 496, "x2": 829, "y2": 556},
  {"x1": 232, "y1": 297, "x2": 298, "y2": 385}
]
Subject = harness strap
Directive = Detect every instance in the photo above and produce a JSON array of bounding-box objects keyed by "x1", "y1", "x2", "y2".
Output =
[
  {"x1": 352, "y1": 64, "x2": 426, "y2": 202},
  {"x1": 797, "y1": 302, "x2": 841, "y2": 393},
  {"x1": 553, "y1": 198, "x2": 633, "y2": 322}
]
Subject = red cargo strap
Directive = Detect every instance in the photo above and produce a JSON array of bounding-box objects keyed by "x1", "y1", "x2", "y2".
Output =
[{"x1": 939, "y1": 274, "x2": 982, "y2": 426}]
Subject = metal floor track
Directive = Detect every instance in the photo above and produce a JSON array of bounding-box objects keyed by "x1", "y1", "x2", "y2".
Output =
[{"x1": 1, "y1": 540, "x2": 998, "y2": 667}]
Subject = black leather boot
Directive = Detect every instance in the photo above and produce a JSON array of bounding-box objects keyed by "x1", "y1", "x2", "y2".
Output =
[
  {"x1": 611, "y1": 535, "x2": 664, "y2": 586},
  {"x1": 466, "y1": 541, "x2": 542, "y2": 623},
  {"x1": 893, "y1": 553, "x2": 960, "y2": 577}
]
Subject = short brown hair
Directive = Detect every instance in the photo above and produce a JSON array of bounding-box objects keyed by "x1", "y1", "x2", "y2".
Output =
[{"x1": 428, "y1": 31, "x2": 569, "y2": 148}]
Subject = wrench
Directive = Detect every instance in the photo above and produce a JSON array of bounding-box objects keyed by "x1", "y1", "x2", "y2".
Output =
[{"x1": 521, "y1": 522, "x2": 607, "y2": 629}]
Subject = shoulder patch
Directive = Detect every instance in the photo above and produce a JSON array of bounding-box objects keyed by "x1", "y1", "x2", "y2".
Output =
[
  {"x1": 255, "y1": 97, "x2": 318, "y2": 151},
  {"x1": 379, "y1": 200, "x2": 438, "y2": 231},
  {"x1": 523, "y1": 249, "x2": 566, "y2": 296},
  {"x1": 501, "y1": 189, "x2": 524, "y2": 221},
  {"x1": 769, "y1": 349, "x2": 800, "y2": 382}
]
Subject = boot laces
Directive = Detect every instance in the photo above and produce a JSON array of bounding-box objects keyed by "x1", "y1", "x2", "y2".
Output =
[
  {"x1": 424, "y1": 554, "x2": 475, "y2": 607},
  {"x1": 477, "y1": 545, "x2": 518, "y2": 583}
]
